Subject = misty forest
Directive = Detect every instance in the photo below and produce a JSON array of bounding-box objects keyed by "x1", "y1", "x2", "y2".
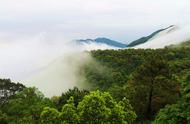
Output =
[
  {"x1": 1, "y1": 45, "x2": 190, "y2": 124},
  {"x1": 1, "y1": 0, "x2": 190, "y2": 124}
]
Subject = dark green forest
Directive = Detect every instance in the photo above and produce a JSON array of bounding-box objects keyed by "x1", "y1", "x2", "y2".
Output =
[{"x1": 1, "y1": 47, "x2": 190, "y2": 124}]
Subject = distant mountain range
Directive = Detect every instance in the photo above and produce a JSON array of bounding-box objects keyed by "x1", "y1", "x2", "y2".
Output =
[
  {"x1": 76, "y1": 38, "x2": 127, "y2": 48},
  {"x1": 75, "y1": 25, "x2": 190, "y2": 49}
]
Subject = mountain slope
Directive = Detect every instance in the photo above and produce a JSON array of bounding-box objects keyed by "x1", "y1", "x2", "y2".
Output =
[
  {"x1": 76, "y1": 37, "x2": 127, "y2": 48},
  {"x1": 127, "y1": 25, "x2": 176, "y2": 47},
  {"x1": 74, "y1": 25, "x2": 190, "y2": 49},
  {"x1": 167, "y1": 40, "x2": 190, "y2": 48},
  {"x1": 134, "y1": 25, "x2": 190, "y2": 49}
]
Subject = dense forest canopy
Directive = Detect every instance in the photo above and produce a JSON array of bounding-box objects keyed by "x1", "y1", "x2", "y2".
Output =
[{"x1": 1, "y1": 47, "x2": 190, "y2": 123}]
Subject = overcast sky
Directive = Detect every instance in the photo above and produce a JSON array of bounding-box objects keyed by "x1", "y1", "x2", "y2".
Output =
[{"x1": 0, "y1": 0, "x2": 189, "y2": 42}]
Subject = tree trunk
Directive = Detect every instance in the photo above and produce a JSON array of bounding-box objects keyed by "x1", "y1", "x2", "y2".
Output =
[{"x1": 146, "y1": 81, "x2": 153, "y2": 119}]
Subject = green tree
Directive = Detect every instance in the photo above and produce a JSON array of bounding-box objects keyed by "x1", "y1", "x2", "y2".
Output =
[
  {"x1": 119, "y1": 98, "x2": 137, "y2": 124},
  {"x1": 77, "y1": 91, "x2": 111, "y2": 123},
  {"x1": 3, "y1": 87, "x2": 54, "y2": 124},
  {"x1": 0, "y1": 110, "x2": 8, "y2": 124},
  {"x1": 57, "y1": 87, "x2": 89, "y2": 110},
  {"x1": 153, "y1": 73, "x2": 190, "y2": 124},
  {"x1": 60, "y1": 97, "x2": 79, "y2": 124},
  {"x1": 0, "y1": 79, "x2": 25, "y2": 105},
  {"x1": 40, "y1": 90, "x2": 136, "y2": 124},
  {"x1": 78, "y1": 90, "x2": 136, "y2": 124},
  {"x1": 128, "y1": 54, "x2": 180, "y2": 119},
  {"x1": 40, "y1": 107, "x2": 60, "y2": 124}
]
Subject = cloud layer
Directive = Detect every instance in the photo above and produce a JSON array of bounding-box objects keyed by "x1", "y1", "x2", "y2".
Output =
[
  {"x1": 0, "y1": 0, "x2": 189, "y2": 41},
  {"x1": 0, "y1": 33, "x2": 118, "y2": 96},
  {"x1": 134, "y1": 25, "x2": 190, "y2": 48}
]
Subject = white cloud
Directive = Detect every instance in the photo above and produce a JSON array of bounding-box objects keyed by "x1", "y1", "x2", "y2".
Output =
[
  {"x1": 0, "y1": 0, "x2": 189, "y2": 41},
  {"x1": 0, "y1": 32, "x2": 117, "y2": 96},
  {"x1": 134, "y1": 25, "x2": 190, "y2": 49}
]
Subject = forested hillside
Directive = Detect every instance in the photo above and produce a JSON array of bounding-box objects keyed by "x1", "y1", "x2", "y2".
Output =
[{"x1": 1, "y1": 47, "x2": 190, "y2": 123}]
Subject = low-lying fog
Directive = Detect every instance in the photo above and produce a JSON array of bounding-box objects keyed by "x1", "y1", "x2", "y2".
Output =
[
  {"x1": 1, "y1": 25, "x2": 190, "y2": 96},
  {"x1": 0, "y1": 33, "x2": 116, "y2": 96},
  {"x1": 134, "y1": 25, "x2": 190, "y2": 48}
]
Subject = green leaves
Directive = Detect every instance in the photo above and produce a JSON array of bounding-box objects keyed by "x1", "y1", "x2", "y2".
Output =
[
  {"x1": 60, "y1": 97, "x2": 79, "y2": 124},
  {"x1": 78, "y1": 91, "x2": 112, "y2": 124},
  {"x1": 40, "y1": 90, "x2": 136, "y2": 124},
  {"x1": 0, "y1": 110, "x2": 8, "y2": 124},
  {"x1": 40, "y1": 107, "x2": 60, "y2": 124},
  {"x1": 153, "y1": 73, "x2": 190, "y2": 124},
  {"x1": 77, "y1": 91, "x2": 136, "y2": 124},
  {"x1": 57, "y1": 87, "x2": 89, "y2": 110},
  {"x1": 127, "y1": 54, "x2": 180, "y2": 120},
  {"x1": 0, "y1": 79, "x2": 25, "y2": 105},
  {"x1": 2, "y1": 87, "x2": 54, "y2": 124},
  {"x1": 3, "y1": 47, "x2": 190, "y2": 123}
]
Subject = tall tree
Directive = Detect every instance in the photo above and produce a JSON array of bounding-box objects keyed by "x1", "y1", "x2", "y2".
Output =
[
  {"x1": 57, "y1": 87, "x2": 89, "y2": 110},
  {"x1": 40, "y1": 107, "x2": 60, "y2": 124},
  {"x1": 60, "y1": 97, "x2": 79, "y2": 124},
  {"x1": 0, "y1": 79, "x2": 25, "y2": 105},
  {"x1": 153, "y1": 73, "x2": 190, "y2": 124},
  {"x1": 77, "y1": 90, "x2": 136, "y2": 124},
  {"x1": 3, "y1": 87, "x2": 54, "y2": 124},
  {"x1": 128, "y1": 54, "x2": 180, "y2": 119}
]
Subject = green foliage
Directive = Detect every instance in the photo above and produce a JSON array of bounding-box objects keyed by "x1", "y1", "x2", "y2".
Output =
[
  {"x1": 153, "y1": 73, "x2": 190, "y2": 124},
  {"x1": 167, "y1": 40, "x2": 190, "y2": 49},
  {"x1": 83, "y1": 48, "x2": 190, "y2": 121},
  {"x1": 40, "y1": 107, "x2": 60, "y2": 124},
  {"x1": 2, "y1": 47, "x2": 190, "y2": 123},
  {"x1": 2, "y1": 87, "x2": 54, "y2": 124},
  {"x1": 86, "y1": 48, "x2": 190, "y2": 91},
  {"x1": 84, "y1": 49, "x2": 153, "y2": 89},
  {"x1": 78, "y1": 90, "x2": 136, "y2": 124},
  {"x1": 119, "y1": 98, "x2": 137, "y2": 123},
  {"x1": 78, "y1": 90, "x2": 112, "y2": 123},
  {"x1": 0, "y1": 110, "x2": 8, "y2": 124},
  {"x1": 60, "y1": 97, "x2": 79, "y2": 124},
  {"x1": 40, "y1": 90, "x2": 136, "y2": 124},
  {"x1": 0, "y1": 79, "x2": 25, "y2": 105},
  {"x1": 128, "y1": 54, "x2": 180, "y2": 120},
  {"x1": 153, "y1": 103, "x2": 189, "y2": 124},
  {"x1": 57, "y1": 87, "x2": 89, "y2": 110}
]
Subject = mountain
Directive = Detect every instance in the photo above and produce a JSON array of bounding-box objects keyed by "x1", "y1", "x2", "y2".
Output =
[
  {"x1": 76, "y1": 38, "x2": 127, "y2": 48},
  {"x1": 127, "y1": 25, "x2": 176, "y2": 47},
  {"x1": 167, "y1": 39, "x2": 190, "y2": 48},
  {"x1": 177, "y1": 40, "x2": 190, "y2": 48},
  {"x1": 134, "y1": 25, "x2": 190, "y2": 49},
  {"x1": 74, "y1": 25, "x2": 190, "y2": 49}
]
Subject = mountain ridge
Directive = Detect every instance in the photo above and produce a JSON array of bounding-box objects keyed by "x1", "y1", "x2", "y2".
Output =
[
  {"x1": 74, "y1": 25, "x2": 188, "y2": 49},
  {"x1": 127, "y1": 25, "x2": 176, "y2": 47},
  {"x1": 76, "y1": 37, "x2": 127, "y2": 48}
]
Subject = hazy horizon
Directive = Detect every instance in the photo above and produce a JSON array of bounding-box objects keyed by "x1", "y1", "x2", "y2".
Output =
[{"x1": 0, "y1": 0, "x2": 190, "y2": 42}]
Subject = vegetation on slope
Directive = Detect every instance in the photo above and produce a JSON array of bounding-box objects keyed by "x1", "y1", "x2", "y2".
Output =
[{"x1": 1, "y1": 47, "x2": 190, "y2": 123}]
